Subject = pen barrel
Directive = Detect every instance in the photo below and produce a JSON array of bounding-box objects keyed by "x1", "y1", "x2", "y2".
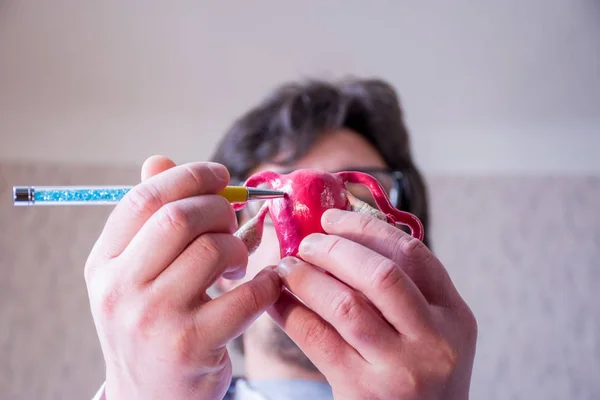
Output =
[
  {"x1": 14, "y1": 186, "x2": 131, "y2": 205},
  {"x1": 12, "y1": 185, "x2": 279, "y2": 206}
]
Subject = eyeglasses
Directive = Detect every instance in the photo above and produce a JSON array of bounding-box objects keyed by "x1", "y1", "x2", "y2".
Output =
[{"x1": 234, "y1": 167, "x2": 412, "y2": 223}]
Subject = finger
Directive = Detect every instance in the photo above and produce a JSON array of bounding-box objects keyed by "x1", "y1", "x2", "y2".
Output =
[
  {"x1": 86, "y1": 155, "x2": 177, "y2": 278},
  {"x1": 275, "y1": 256, "x2": 398, "y2": 362},
  {"x1": 95, "y1": 161, "x2": 230, "y2": 259},
  {"x1": 150, "y1": 233, "x2": 249, "y2": 308},
  {"x1": 298, "y1": 232, "x2": 433, "y2": 337},
  {"x1": 266, "y1": 288, "x2": 363, "y2": 379},
  {"x1": 141, "y1": 155, "x2": 177, "y2": 181},
  {"x1": 119, "y1": 194, "x2": 237, "y2": 283},
  {"x1": 321, "y1": 209, "x2": 462, "y2": 307},
  {"x1": 197, "y1": 266, "x2": 282, "y2": 347}
]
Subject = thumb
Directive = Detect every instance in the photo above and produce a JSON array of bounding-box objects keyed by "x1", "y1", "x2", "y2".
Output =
[
  {"x1": 198, "y1": 267, "x2": 282, "y2": 347},
  {"x1": 141, "y1": 155, "x2": 177, "y2": 182}
]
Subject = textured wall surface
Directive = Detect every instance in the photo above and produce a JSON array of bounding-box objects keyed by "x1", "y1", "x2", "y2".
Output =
[
  {"x1": 1, "y1": 162, "x2": 599, "y2": 399},
  {"x1": 2, "y1": 0, "x2": 600, "y2": 175}
]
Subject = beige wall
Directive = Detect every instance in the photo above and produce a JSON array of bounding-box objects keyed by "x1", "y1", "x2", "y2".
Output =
[
  {"x1": 1, "y1": 1, "x2": 600, "y2": 399},
  {"x1": 1, "y1": 0, "x2": 599, "y2": 173}
]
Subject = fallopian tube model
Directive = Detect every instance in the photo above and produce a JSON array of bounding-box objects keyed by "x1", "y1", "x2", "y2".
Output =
[{"x1": 232, "y1": 169, "x2": 424, "y2": 258}]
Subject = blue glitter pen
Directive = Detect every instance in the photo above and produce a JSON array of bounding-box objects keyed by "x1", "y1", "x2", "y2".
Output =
[
  {"x1": 13, "y1": 186, "x2": 132, "y2": 205},
  {"x1": 12, "y1": 185, "x2": 285, "y2": 206}
]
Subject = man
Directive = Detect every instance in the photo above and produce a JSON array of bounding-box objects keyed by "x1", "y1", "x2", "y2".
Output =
[{"x1": 88, "y1": 78, "x2": 477, "y2": 399}]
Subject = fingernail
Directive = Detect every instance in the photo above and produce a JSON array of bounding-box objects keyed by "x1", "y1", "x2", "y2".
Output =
[
  {"x1": 323, "y1": 208, "x2": 348, "y2": 224},
  {"x1": 299, "y1": 233, "x2": 324, "y2": 255},
  {"x1": 222, "y1": 268, "x2": 245, "y2": 280},
  {"x1": 254, "y1": 265, "x2": 276, "y2": 279},
  {"x1": 209, "y1": 164, "x2": 229, "y2": 181},
  {"x1": 276, "y1": 256, "x2": 300, "y2": 277}
]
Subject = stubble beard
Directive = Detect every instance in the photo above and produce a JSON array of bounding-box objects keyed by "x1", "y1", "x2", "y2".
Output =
[{"x1": 264, "y1": 322, "x2": 320, "y2": 372}]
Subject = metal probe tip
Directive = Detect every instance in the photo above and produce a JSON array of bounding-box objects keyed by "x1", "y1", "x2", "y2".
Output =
[{"x1": 246, "y1": 187, "x2": 286, "y2": 201}]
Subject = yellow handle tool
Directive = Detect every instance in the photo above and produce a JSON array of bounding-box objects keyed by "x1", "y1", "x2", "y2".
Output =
[{"x1": 218, "y1": 186, "x2": 286, "y2": 203}]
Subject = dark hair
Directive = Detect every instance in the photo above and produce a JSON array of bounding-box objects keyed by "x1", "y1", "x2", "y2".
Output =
[{"x1": 211, "y1": 76, "x2": 430, "y2": 247}]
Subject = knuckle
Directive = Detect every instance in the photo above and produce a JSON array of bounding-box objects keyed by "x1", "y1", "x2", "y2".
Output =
[
  {"x1": 296, "y1": 319, "x2": 341, "y2": 363},
  {"x1": 322, "y1": 235, "x2": 343, "y2": 257},
  {"x1": 402, "y1": 367, "x2": 425, "y2": 396},
  {"x1": 357, "y1": 213, "x2": 379, "y2": 233},
  {"x1": 234, "y1": 284, "x2": 263, "y2": 315},
  {"x1": 298, "y1": 317, "x2": 329, "y2": 347},
  {"x1": 121, "y1": 310, "x2": 142, "y2": 336},
  {"x1": 370, "y1": 258, "x2": 403, "y2": 292},
  {"x1": 156, "y1": 203, "x2": 190, "y2": 233},
  {"x1": 440, "y1": 346, "x2": 460, "y2": 379},
  {"x1": 330, "y1": 290, "x2": 362, "y2": 322},
  {"x1": 169, "y1": 328, "x2": 193, "y2": 363},
  {"x1": 88, "y1": 270, "x2": 121, "y2": 318},
  {"x1": 167, "y1": 319, "x2": 230, "y2": 373},
  {"x1": 195, "y1": 234, "x2": 224, "y2": 263},
  {"x1": 121, "y1": 294, "x2": 168, "y2": 337},
  {"x1": 398, "y1": 235, "x2": 430, "y2": 261},
  {"x1": 123, "y1": 305, "x2": 156, "y2": 337},
  {"x1": 125, "y1": 184, "x2": 163, "y2": 217},
  {"x1": 183, "y1": 164, "x2": 206, "y2": 188},
  {"x1": 97, "y1": 285, "x2": 122, "y2": 319},
  {"x1": 431, "y1": 336, "x2": 460, "y2": 379}
]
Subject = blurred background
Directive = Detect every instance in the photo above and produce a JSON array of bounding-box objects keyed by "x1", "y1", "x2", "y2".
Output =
[{"x1": 1, "y1": 1, "x2": 599, "y2": 399}]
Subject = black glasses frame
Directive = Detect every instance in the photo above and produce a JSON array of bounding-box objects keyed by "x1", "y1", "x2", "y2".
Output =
[{"x1": 334, "y1": 167, "x2": 412, "y2": 212}]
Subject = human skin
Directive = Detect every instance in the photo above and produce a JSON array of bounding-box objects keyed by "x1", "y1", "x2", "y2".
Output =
[
  {"x1": 84, "y1": 157, "x2": 283, "y2": 400},
  {"x1": 84, "y1": 129, "x2": 477, "y2": 399},
  {"x1": 220, "y1": 129, "x2": 478, "y2": 399}
]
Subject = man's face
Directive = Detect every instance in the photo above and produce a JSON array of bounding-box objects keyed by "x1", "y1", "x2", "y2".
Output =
[{"x1": 219, "y1": 128, "x2": 393, "y2": 370}]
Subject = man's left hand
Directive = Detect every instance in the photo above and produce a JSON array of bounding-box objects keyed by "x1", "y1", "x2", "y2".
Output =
[{"x1": 266, "y1": 208, "x2": 478, "y2": 400}]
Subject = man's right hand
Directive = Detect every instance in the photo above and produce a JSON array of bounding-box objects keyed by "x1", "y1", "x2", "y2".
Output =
[{"x1": 84, "y1": 155, "x2": 282, "y2": 400}]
